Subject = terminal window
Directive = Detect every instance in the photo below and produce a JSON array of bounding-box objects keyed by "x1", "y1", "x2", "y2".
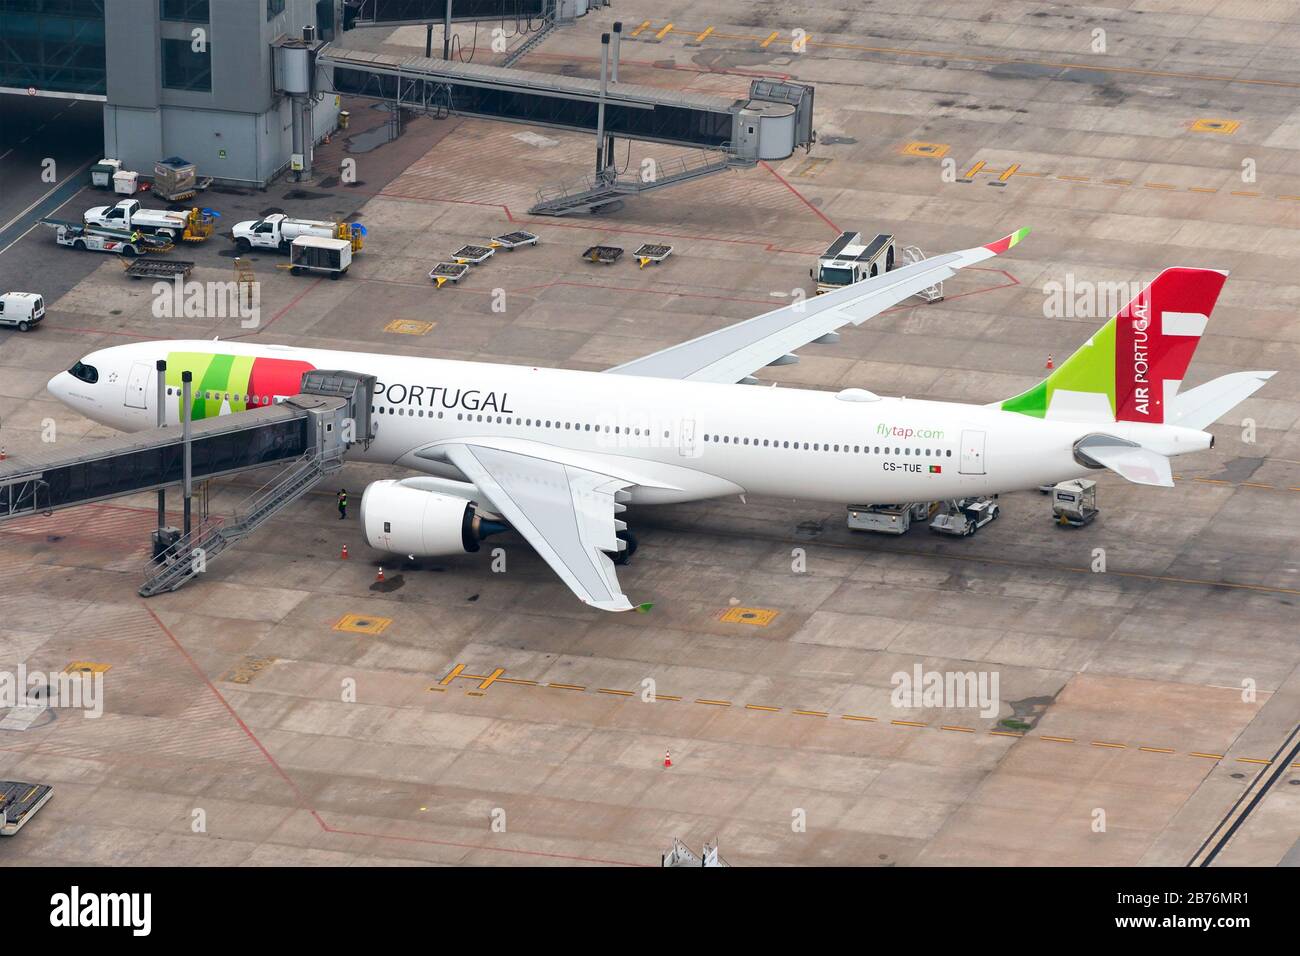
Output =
[
  {"x1": 161, "y1": 37, "x2": 211, "y2": 91},
  {"x1": 160, "y1": 0, "x2": 209, "y2": 21}
]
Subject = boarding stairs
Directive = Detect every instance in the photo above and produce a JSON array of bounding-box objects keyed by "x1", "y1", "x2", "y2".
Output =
[{"x1": 138, "y1": 447, "x2": 342, "y2": 597}]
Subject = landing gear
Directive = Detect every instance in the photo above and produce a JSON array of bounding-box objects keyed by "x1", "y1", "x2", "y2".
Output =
[{"x1": 612, "y1": 528, "x2": 638, "y2": 566}]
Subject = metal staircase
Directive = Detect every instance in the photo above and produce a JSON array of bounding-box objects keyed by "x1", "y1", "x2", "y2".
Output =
[
  {"x1": 139, "y1": 448, "x2": 342, "y2": 597},
  {"x1": 529, "y1": 145, "x2": 752, "y2": 216}
]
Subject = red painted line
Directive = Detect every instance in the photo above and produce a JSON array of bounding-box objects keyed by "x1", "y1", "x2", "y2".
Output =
[
  {"x1": 759, "y1": 160, "x2": 841, "y2": 235},
  {"x1": 142, "y1": 604, "x2": 646, "y2": 866},
  {"x1": 228, "y1": 274, "x2": 324, "y2": 339}
]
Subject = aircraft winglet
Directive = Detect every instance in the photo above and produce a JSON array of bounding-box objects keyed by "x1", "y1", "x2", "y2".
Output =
[{"x1": 982, "y1": 226, "x2": 1031, "y2": 255}]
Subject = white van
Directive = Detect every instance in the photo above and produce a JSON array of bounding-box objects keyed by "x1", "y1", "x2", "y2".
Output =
[{"x1": 0, "y1": 292, "x2": 45, "y2": 332}]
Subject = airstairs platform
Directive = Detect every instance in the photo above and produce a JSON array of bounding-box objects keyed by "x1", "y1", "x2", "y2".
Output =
[{"x1": 0, "y1": 370, "x2": 375, "y2": 596}]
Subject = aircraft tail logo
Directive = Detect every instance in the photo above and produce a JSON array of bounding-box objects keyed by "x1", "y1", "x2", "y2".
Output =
[{"x1": 1000, "y1": 267, "x2": 1227, "y2": 424}]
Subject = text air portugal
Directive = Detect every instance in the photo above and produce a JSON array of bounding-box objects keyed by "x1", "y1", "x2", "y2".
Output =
[{"x1": 1114, "y1": 268, "x2": 1226, "y2": 424}]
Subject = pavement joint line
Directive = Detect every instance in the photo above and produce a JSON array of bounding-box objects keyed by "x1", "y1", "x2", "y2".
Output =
[{"x1": 657, "y1": 26, "x2": 1300, "y2": 89}]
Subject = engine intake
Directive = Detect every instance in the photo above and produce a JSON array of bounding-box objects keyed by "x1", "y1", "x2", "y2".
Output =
[{"x1": 360, "y1": 480, "x2": 505, "y2": 556}]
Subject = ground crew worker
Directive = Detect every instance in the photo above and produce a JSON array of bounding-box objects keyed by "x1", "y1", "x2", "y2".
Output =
[{"x1": 337, "y1": 488, "x2": 348, "y2": 520}]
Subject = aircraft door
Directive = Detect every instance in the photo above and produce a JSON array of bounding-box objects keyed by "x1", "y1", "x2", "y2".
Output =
[
  {"x1": 959, "y1": 429, "x2": 986, "y2": 475},
  {"x1": 679, "y1": 418, "x2": 696, "y2": 457},
  {"x1": 125, "y1": 362, "x2": 151, "y2": 409}
]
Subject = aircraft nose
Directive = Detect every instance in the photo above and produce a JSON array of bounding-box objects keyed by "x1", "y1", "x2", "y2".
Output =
[{"x1": 47, "y1": 371, "x2": 73, "y2": 402}]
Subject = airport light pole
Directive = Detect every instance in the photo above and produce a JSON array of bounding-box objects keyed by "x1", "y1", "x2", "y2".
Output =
[{"x1": 596, "y1": 32, "x2": 610, "y2": 176}]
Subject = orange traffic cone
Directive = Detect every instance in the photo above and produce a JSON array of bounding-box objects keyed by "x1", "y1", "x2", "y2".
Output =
[
  {"x1": 1045, "y1": 353, "x2": 1055, "y2": 370},
  {"x1": 664, "y1": 750, "x2": 672, "y2": 768},
  {"x1": 341, "y1": 544, "x2": 348, "y2": 560},
  {"x1": 376, "y1": 567, "x2": 384, "y2": 582}
]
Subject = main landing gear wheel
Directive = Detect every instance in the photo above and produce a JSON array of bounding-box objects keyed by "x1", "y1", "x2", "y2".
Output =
[{"x1": 612, "y1": 528, "x2": 638, "y2": 566}]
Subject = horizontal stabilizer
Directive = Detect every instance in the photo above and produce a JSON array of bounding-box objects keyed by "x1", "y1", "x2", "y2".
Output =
[
  {"x1": 1169, "y1": 371, "x2": 1276, "y2": 430},
  {"x1": 1083, "y1": 444, "x2": 1174, "y2": 487}
]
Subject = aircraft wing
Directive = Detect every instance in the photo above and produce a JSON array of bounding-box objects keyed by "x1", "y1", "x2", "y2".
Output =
[
  {"x1": 605, "y1": 228, "x2": 1030, "y2": 384},
  {"x1": 440, "y1": 443, "x2": 641, "y2": 612}
]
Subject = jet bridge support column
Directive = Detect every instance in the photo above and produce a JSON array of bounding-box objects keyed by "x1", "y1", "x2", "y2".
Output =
[
  {"x1": 595, "y1": 32, "x2": 610, "y2": 174},
  {"x1": 156, "y1": 359, "x2": 167, "y2": 531},
  {"x1": 606, "y1": 22, "x2": 621, "y2": 170},
  {"x1": 182, "y1": 371, "x2": 193, "y2": 537}
]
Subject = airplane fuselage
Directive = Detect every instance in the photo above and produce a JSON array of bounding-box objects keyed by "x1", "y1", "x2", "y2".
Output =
[{"x1": 48, "y1": 339, "x2": 1212, "y2": 506}]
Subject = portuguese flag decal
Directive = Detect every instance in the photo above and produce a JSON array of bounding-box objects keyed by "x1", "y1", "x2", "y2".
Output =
[{"x1": 929, "y1": 465, "x2": 942, "y2": 474}]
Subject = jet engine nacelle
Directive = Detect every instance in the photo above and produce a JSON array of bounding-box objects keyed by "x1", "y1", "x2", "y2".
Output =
[{"x1": 360, "y1": 480, "x2": 503, "y2": 556}]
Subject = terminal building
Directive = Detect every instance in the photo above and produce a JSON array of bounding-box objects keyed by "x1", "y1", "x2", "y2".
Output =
[
  {"x1": 2, "y1": 0, "x2": 341, "y2": 186},
  {"x1": 0, "y1": 1, "x2": 813, "y2": 195}
]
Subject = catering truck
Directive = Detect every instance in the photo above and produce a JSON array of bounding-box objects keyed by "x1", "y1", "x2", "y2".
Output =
[
  {"x1": 812, "y1": 231, "x2": 896, "y2": 293},
  {"x1": 231, "y1": 213, "x2": 366, "y2": 254}
]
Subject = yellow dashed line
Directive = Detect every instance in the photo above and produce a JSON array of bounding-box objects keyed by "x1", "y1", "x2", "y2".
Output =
[
  {"x1": 1241, "y1": 482, "x2": 1273, "y2": 489},
  {"x1": 960, "y1": 160, "x2": 986, "y2": 180},
  {"x1": 695, "y1": 26, "x2": 714, "y2": 42},
  {"x1": 759, "y1": 31, "x2": 780, "y2": 49},
  {"x1": 654, "y1": 22, "x2": 674, "y2": 40},
  {"x1": 1280, "y1": 195, "x2": 1300, "y2": 201},
  {"x1": 1144, "y1": 182, "x2": 1177, "y2": 190},
  {"x1": 1102, "y1": 178, "x2": 1133, "y2": 185},
  {"x1": 1057, "y1": 175, "x2": 1091, "y2": 182},
  {"x1": 1194, "y1": 477, "x2": 1232, "y2": 485},
  {"x1": 1188, "y1": 186, "x2": 1218, "y2": 193},
  {"x1": 629, "y1": 20, "x2": 651, "y2": 37},
  {"x1": 437, "y1": 664, "x2": 1281, "y2": 771}
]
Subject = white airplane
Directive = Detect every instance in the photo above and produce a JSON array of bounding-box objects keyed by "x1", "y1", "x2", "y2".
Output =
[{"x1": 47, "y1": 229, "x2": 1273, "y2": 611}]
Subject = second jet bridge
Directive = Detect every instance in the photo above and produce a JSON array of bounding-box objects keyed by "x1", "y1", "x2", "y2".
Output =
[
  {"x1": 0, "y1": 370, "x2": 375, "y2": 597},
  {"x1": 320, "y1": 47, "x2": 814, "y2": 158}
]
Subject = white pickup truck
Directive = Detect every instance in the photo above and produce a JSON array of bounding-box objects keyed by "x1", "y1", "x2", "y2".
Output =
[
  {"x1": 231, "y1": 213, "x2": 365, "y2": 253},
  {"x1": 0, "y1": 292, "x2": 45, "y2": 332},
  {"x1": 84, "y1": 199, "x2": 189, "y2": 239}
]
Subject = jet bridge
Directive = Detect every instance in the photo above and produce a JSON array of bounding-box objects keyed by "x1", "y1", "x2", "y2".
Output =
[
  {"x1": 320, "y1": 48, "x2": 814, "y2": 158},
  {"x1": 0, "y1": 370, "x2": 375, "y2": 596}
]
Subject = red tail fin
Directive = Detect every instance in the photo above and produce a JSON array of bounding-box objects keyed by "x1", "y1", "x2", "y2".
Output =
[{"x1": 1114, "y1": 267, "x2": 1227, "y2": 424}]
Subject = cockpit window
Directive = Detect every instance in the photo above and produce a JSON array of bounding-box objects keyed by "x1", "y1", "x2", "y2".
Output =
[{"x1": 69, "y1": 361, "x2": 98, "y2": 384}]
